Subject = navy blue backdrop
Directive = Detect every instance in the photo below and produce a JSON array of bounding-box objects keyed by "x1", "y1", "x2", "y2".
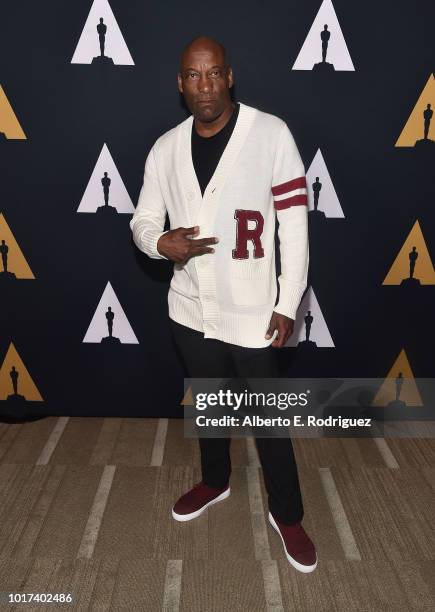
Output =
[{"x1": 0, "y1": 0, "x2": 434, "y2": 417}]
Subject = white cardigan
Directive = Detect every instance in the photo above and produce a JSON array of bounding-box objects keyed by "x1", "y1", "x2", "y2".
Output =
[{"x1": 130, "y1": 101, "x2": 309, "y2": 348}]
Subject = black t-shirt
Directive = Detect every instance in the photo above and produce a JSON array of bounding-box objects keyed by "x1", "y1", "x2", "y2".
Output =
[{"x1": 191, "y1": 102, "x2": 240, "y2": 196}]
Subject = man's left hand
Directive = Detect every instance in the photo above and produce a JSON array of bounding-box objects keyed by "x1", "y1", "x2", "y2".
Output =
[{"x1": 265, "y1": 311, "x2": 294, "y2": 348}]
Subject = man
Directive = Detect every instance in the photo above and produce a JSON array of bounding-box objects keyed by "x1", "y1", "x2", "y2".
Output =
[{"x1": 130, "y1": 36, "x2": 317, "y2": 573}]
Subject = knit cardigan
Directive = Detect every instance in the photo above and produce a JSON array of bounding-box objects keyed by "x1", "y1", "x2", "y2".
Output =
[{"x1": 130, "y1": 101, "x2": 309, "y2": 348}]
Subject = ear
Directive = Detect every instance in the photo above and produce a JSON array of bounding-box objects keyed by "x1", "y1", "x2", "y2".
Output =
[
  {"x1": 177, "y1": 73, "x2": 183, "y2": 94},
  {"x1": 227, "y1": 66, "x2": 234, "y2": 88}
]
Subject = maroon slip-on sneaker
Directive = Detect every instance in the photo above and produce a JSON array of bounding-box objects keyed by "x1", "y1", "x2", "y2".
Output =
[
  {"x1": 172, "y1": 481, "x2": 230, "y2": 522},
  {"x1": 268, "y1": 511, "x2": 318, "y2": 573}
]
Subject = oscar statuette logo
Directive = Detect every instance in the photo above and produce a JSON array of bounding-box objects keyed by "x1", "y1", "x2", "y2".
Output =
[
  {"x1": 292, "y1": 0, "x2": 355, "y2": 72},
  {"x1": 71, "y1": 0, "x2": 134, "y2": 66}
]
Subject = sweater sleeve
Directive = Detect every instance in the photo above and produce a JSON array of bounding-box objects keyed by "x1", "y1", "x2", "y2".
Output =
[
  {"x1": 271, "y1": 122, "x2": 309, "y2": 320},
  {"x1": 129, "y1": 145, "x2": 169, "y2": 260}
]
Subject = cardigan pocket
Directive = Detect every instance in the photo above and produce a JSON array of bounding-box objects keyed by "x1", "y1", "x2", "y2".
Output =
[{"x1": 230, "y1": 257, "x2": 273, "y2": 306}]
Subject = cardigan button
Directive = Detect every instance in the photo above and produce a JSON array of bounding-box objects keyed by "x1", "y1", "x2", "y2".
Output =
[{"x1": 187, "y1": 191, "x2": 195, "y2": 201}]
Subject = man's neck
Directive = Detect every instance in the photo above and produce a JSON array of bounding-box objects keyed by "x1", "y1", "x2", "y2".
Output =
[{"x1": 193, "y1": 102, "x2": 236, "y2": 138}]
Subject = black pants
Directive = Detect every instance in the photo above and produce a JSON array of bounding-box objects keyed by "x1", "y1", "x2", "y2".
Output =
[{"x1": 169, "y1": 318, "x2": 304, "y2": 525}]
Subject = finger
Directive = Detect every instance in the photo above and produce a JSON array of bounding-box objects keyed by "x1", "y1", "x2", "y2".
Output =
[
  {"x1": 265, "y1": 319, "x2": 276, "y2": 340},
  {"x1": 271, "y1": 324, "x2": 286, "y2": 348},
  {"x1": 189, "y1": 236, "x2": 219, "y2": 246},
  {"x1": 189, "y1": 240, "x2": 217, "y2": 253},
  {"x1": 191, "y1": 246, "x2": 215, "y2": 256},
  {"x1": 180, "y1": 226, "x2": 199, "y2": 236}
]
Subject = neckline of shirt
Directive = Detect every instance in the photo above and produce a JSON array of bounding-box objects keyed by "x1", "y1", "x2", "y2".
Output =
[{"x1": 192, "y1": 102, "x2": 240, "y2": 140}]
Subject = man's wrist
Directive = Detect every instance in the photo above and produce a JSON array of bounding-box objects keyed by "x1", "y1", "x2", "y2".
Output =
[
  {"x1": 275, "y1": 280, "x2": 305, "y2": 320},
  {"x1": 146, "y1": 230, "x2": 169, "y2": 260}
]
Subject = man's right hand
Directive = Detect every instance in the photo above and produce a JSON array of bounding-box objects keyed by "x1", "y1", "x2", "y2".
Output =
[{"x1": 157, "y1": 226, "x2": 219, "y2": 264}]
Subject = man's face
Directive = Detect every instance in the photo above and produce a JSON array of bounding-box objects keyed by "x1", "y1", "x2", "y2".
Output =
[{"x1": 178, "y1": 45, "x2": 233, "y2": 122}]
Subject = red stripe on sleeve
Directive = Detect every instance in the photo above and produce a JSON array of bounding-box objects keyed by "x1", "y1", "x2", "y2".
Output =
[
  {"x1": 274, "y1": 194, "x2": 307, "y2": 210},
  {"x1": 271, "y1": 176, "x2": 306, "y2": 196}
]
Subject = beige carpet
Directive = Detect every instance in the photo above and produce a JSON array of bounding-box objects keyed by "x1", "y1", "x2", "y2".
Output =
[{"x1": 0, "y1": 417, "x2": 434, "y2": 611}]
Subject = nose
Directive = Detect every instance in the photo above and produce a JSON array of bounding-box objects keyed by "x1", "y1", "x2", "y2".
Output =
[{"x1": 198, "y1": 74, "x2": 212, "y2": 94}]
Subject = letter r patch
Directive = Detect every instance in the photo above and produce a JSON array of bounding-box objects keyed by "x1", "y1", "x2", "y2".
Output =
[{"x1": 232, "y1": 209, "x2": 265, "y2": 259}]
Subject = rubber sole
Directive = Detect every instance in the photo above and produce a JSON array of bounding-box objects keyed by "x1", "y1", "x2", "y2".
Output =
[
  {"x1": 172, "y1": 486, "x2": 231, "y2": 522},
  {"x1": 268, "y1": 511, "x2": 318, "y2": 573}
]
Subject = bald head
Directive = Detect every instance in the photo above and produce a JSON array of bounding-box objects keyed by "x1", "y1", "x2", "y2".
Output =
[{"x1": 179, "y1": 36, "x2": 229, "y2": 72}]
